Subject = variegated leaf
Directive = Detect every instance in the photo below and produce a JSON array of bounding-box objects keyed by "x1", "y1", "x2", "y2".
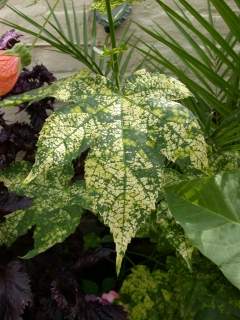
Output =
[
  {"x1": 0, "y1": 162, "x2": 84, "y2": 257},
  {"x1": 0, "y1": 70, "x2": 208, "y2": 272},
  {"x1": 157, "y1": 202, "x2": 194, "y2": 270},
  {"x1": 92, "y1": 0, "x2": 134, "y2": 13}
]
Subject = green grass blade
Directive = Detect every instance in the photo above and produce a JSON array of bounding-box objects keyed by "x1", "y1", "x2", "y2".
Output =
[
  {"x1": 62, "y1": 0, "x2": 74, "y2": 42},
  {"x1": 43, "y1": 17, "x2": 99, "y2": 72},
  {"x1": 91, "y1": 10, "x2": 97, "y2": 60},
  {"x1": 234, "y1": 0, "x2": 240, "y2": 10},
  {"x1": 72, "y1": 0, "x2": 81, "y2": 46},
  {"x1": 0, "y1": 19, "x2": 72, "y2": 54},
  {"x1": 160, "y1": 16, "x2": 212, "y2": 68},
  {"x1": 155, "y1": 0, "x2": 238, "y2": 67},
  {"x1": 210, "y1": 0, "x2": 240, "y2": 41},
  {"x1": 119, "y1": 45, "x2": 135, "y2": 80},
  {"x1": 177, "y1": 0, "x2": 239, "y2": 62},
  {"x1": 45, "y1": 0, "x2": 64, "y2": 35},
  {"x1": 5, "y1": 5, "x2": 59, "y2": 42},
  {"x1": 83, "y1": 6, "x2": 88, "y2": 56}
]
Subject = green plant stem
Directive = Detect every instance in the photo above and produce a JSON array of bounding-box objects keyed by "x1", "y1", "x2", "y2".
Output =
[{"x1": 105, "y1": 0, "x2": 120, "y2": 90}]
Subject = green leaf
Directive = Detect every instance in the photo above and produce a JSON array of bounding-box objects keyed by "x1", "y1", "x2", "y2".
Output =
[
  {"x1": 166, "y1": 170, "x2": 240, "y2": 290},
  {"x1": 0, "y1": 70, "x2": 208, "y2": 273},
  {"x1": 0, "y1": 161, "x2": 84, "y2": 258}
]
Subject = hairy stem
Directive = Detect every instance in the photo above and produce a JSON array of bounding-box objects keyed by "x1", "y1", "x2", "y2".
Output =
[{"x1": 105, "y1": 0, "x2": 120, "y2": 90}]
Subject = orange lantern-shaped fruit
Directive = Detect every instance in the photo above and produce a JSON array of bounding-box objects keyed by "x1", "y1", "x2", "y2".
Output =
[{"x1": 0, "y1": 44, "x2": 31, "y2": 97}]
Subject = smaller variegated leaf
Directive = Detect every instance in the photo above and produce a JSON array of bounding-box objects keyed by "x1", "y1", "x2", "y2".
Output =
[
  {"x1": 0, "y1": 162, "x2": 85, "y2": 257},
  {"x1": 0, "y1": 70, "x2": 208, "y2": 272},
  {"x1": 157, "y1": 204, "x2": 194, "y2": 270}
]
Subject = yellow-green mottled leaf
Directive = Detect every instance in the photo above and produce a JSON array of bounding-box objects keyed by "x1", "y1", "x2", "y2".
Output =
[
  {"x1": 125, "y1": 69, "x2": 192, "y2": 102},
  {"x1": 0, "y1": 162, "x2": 84, "y2": 256},
  {"x1": 0, "y1": 161, "x2": 32, "y2": 191},
  {"x1": 0, "y1": 69, "x2": 208, "y2": 272},
  {"x1": 92, "y1": 0, "x2": 137, "y2": 13}
]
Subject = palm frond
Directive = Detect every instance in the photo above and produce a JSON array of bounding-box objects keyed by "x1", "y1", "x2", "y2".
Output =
[{"x1": 137, "y1": 0, "x2": 240, "y2": 151}]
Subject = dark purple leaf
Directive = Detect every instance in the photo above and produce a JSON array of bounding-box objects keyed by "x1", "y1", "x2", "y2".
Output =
[
  {"x1": 0, "y1": 64, "x2": 56, "y2": 133},
  {"x1": 10, "y1": 65, "x2": 56, "y2": 95},
  {"x1": 0, "y1": 30, "x2": 22, "y2": 50},
  {"x1": 73, "y1": 248, "x2": 113, "y2": 271},
  {"x1": 24, "y1": 98, "x2": 55, "y2": 132},
  {"x1": 0, "y1": 123, "x2": 37, "y2": 169},
  {"x1": 8, "y1": 123, "x2": 37, "y2": 150},
  {"x1": 84, "y1": 299, "x2": 128, "y2": 320},
  {"x1": 0, "y1": 65, "x2": 55, "y2": 166},
  {"x1": 10, "y1": 65, "x2": 56, "y2": 131},
  {"x1": 0, "y1": 261, "x2": 32, "y2": 320},
  {"x1": 0, "y1": 182, "x2": 32, "y2": 218},
  {"x1": 51, "y1": 274, "x2": 128, "y2": 320},
  {"x1": 0, "y1": 29, "x2": 56, "y2": 167},
  {"x1": 52, "y1": 273, "x2": 78, "y2": 307}
]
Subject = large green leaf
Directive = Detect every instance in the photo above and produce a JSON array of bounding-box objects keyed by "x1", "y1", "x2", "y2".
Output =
[
  {"x1": 0, "y1": 161, "x2": 84, "y2": 258},
  {"x1": 166, "y1": 170, "x2": 240, "y2": 290},
  {"x1": 0, "y1": 70, "x2": 208, "y2": 272}
]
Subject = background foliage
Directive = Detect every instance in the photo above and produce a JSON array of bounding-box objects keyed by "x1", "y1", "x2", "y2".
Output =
[{"x1": 120, "y1": 254, "x2": 240, "y2": 320}]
